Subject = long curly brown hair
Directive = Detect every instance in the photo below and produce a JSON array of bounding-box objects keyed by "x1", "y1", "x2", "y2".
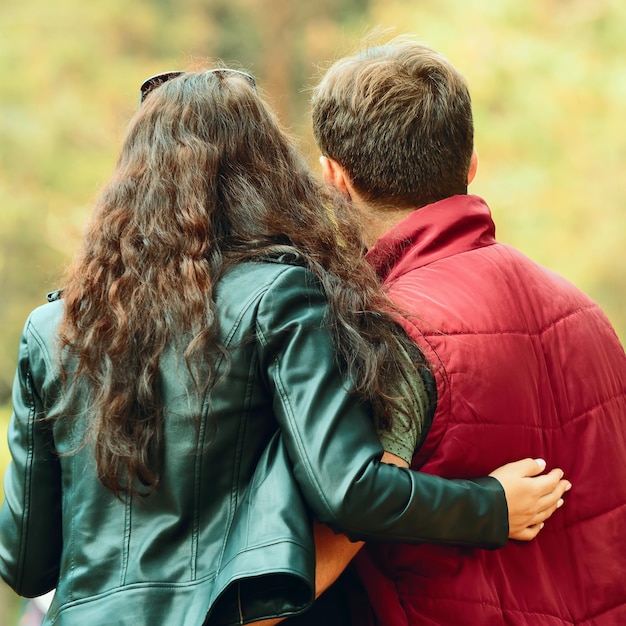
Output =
[{"x1": 58, "y1": 69, "x2": 429, "y2": 497}]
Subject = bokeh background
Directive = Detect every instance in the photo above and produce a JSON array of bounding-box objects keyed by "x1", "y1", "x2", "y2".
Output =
[{"x1": 1, "y1": 0, "x2": 625, "y2": 622}]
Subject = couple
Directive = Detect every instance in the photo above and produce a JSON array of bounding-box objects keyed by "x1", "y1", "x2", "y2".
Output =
[{"x1": 1, "y1": 37, "x2": 624, "y2": 625}]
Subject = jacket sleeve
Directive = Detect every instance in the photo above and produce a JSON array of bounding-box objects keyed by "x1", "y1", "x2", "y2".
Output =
[
  {"x1": 0, "y1": 314, "x2": 62, "y2": 597},
  {"x1": 255, "y1": 266, "x2": 508, "y2": 548}
]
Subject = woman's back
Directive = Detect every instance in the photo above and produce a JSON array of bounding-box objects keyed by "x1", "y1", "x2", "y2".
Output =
[
  {"x1": 12, "y1": 262, "x2": 315, "y2": 624},
  {"x1": 12, "y1": 260, "x2": 436, "y2": 624}
]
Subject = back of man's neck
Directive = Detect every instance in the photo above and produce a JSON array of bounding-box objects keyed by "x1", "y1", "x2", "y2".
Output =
[{"x1": 359, "y1": 203, "x2": 416, "y2": 248}]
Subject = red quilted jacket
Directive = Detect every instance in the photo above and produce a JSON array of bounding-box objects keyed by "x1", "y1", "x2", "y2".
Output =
[{"x1": 359, "y1": 195, "x2": 626, "y2": 625}]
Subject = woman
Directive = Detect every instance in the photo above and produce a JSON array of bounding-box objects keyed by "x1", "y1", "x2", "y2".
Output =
[{"x1": 0, "y1": 69, "x2": 568, "y2": 626}]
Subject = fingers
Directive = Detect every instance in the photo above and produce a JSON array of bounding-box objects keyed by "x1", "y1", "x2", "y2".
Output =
[
  {"x1": 489, "y1": 457, "x2": 548, "y2": 483},
  {"x1": 490, "y1": 457, "x2": 573, "y2": 542},
  {"x1": 500, "y1": 457, "x2": 547, "y2": 479},
  {"x1": 514, "y1": 522, "x2": 545, "y2": 542},
  {"x1": 537, "y1": 474, "x2": 572, "y2": 506},
  {"x1": 516, "y1": 466, "x2": 569, "y2": 500},
  {"x1": 530, "y1": 479, "x2": 572, "y2": 525},
  {"x1": 511, "y1": 478, "x2": 572, "y2": 541},
  {"x1": 528, "y1": 458, "x2": 547, "y2": 476}
]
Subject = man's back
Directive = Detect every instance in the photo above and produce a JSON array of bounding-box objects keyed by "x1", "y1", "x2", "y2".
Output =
[{"x1": 361, "y1": 194, "x2": 626, "y2": 625}]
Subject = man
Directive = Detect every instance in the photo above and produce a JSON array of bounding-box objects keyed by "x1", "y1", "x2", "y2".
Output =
[{"x1": 311, "y1": 37, "x2": 626, "y2": 625}]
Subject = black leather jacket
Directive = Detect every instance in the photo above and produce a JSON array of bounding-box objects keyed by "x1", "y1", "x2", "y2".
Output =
[{"x1": 0, "y1": 259, "x2": 507, "y2": 625}]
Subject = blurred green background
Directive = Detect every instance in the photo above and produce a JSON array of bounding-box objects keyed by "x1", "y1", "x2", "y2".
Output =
[{"x1": 1, "y1": 0, "x2": 625, "y2": 621}]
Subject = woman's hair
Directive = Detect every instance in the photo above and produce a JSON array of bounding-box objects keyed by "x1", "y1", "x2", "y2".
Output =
[{"x1": 59, "y1": 69, "x2": 428, "y2": 497}]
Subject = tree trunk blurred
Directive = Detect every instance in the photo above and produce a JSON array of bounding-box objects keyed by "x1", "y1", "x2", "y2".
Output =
[{"x1": 252, "y1": 0, "x2": 296, "y2": 124}]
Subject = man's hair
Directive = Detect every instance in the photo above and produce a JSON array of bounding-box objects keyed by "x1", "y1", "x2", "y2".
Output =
[{"x1": 312, "y1": 37, "x2": 474, "y2": 209}]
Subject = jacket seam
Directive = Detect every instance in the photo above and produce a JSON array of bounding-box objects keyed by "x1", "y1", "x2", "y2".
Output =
[
  {"x1": 15, "y1": 326, "x2": 35, "y2": 594},
  {"x1": 242, "y1": 352, "x2": 259, "y2": 546},
  {"x1": 558, "y1": 499, "x2": 626, "y2": 530},
  {"x1": 218, "y1": 538, "x2": 313, "y2": 571},
  {"x1": 120, "y1": 492, "x2": 132, "y2": 585},
  {"x1": 254, "y1": 266, "x2": 337, "y2": 523},
  {"x1": 201, "y1": 271, "x2": 285, "y2": 581},
  {"x1": 27, "y1": 317, "x2": 79, "y2": 600},
  {"x1": 390, "y1": 591, "x2": 626, "y2": 624},
  {"x1": 414, "y1": 304, "x2": 598, "y2": 339},
  {"x1": 192, "y1": 390, "x2": 208, "y2": 579},
  {"x1": 424, "y1": 388, "x2": 625, "y2": 430},
  {"x1": 25, "y1": 319, "x2": 54, "y2": 373},
  {"x1": 47, "y1": 571, "x2": 219, "y2": 620},
  {"x1": 258, "y1": 336, "x2": 335, "y2": 523},
  {"x1": 398, "y1": 592, "x2": 577, "y2": 624}
]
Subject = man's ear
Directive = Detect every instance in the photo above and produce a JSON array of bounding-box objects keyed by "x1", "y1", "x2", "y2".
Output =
[
  {"x1": 468, "y1": 149, "x2": 479, "y2": 185},
  {"x1": 319, "y1": 156, "x2": 352, "y2": 197}
]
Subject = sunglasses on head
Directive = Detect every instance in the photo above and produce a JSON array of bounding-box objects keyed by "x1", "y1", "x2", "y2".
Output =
[{"x1": 139, "y1": 69, "x2": 257, "y2": 106}]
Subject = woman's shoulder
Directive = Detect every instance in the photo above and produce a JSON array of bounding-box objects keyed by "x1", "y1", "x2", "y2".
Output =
[
  {"x1": 13, "y1": 297, "x2": 64, "y2": 388},
  {"x1": 23, "y1": 296, "x2": 64, "y2": 346}
]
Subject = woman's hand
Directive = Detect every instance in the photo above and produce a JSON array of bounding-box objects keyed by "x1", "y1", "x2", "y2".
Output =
[{"x1": 489, "y1": 458, "x2": 572, "y2": 541}]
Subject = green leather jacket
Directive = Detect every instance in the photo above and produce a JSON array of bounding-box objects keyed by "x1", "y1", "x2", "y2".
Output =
[{"x1": 0, "y1": 259, "x2": 508, "y2": 625}]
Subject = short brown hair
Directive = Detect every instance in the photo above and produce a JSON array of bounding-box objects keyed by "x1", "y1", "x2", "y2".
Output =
[{"x1": 312, "y1": 38, "x2": 474, "y2": 209}]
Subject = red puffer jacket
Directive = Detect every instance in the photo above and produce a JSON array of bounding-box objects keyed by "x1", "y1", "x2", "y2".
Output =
[{"x1": 359, "y1": 194, "x2": 626, "y2": 625}]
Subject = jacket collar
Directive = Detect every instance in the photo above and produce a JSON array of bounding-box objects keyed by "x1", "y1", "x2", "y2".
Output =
[{"x1": 364, "y1": 194, "x2": 497, "y2": 283}]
